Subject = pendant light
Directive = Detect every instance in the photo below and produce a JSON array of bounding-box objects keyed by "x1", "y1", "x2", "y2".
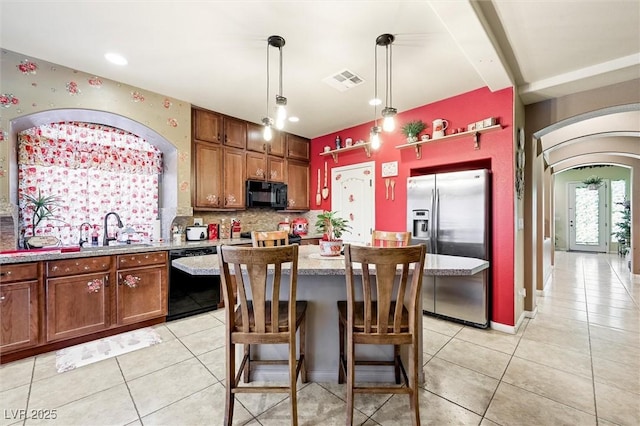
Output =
[
  {"x1": 370, "y1": 38, "x2": 382, "y2": 150},
  {"x1": 376, "y1": 33, "x2": 397, "y2": 132},
  {"x1": 262, "y1": 35, "x2": 287, "y2": 141}
]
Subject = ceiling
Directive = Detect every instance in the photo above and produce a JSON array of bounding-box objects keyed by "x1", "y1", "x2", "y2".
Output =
[{"x1": 1, "y1": 1, "x2": 639, "y2": 139}]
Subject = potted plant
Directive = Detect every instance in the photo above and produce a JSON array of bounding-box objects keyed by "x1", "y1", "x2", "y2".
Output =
[
  {"x1": 22, "y1": 189, "x2": 63, "y2": 247},
  {"x1": 400, "y1": 120, "x2": 426, "y2": 143},
  {"x1": 582, "y1": 175, "x2": 603, "y2": 190},
  {"x1": 612, "y1": 198, "x2": 631, "y2": 259},
  {"x1": 315, "y1": 210, "x2": 351, "y2": 256}
]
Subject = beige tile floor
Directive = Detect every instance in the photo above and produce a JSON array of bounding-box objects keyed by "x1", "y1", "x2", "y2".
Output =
[{"x1": 1, "y1": 251, "x2": 638, "y2": 425}]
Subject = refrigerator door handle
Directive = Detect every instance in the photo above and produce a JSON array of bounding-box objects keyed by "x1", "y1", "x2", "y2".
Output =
[
  {"x1": 431, "y1": 188, "x2": 437, "y2": 253},
  {"x1": 434, "y1": 188, "x2": 440, "y2": 254}
]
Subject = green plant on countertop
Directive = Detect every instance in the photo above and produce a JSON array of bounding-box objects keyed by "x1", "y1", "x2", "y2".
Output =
[
  {"x1": 582, "y1": 175, "x2": 603, "y2": 188},
  {"x1": 23, "y1": 189, "x2": 63, "y2": 231},
  {"x1": 315, "y1": 210, "x2": 351, "y2": 241},
  {"x1": 400, "y1": 120, "x2": 426, "y2": 140}
]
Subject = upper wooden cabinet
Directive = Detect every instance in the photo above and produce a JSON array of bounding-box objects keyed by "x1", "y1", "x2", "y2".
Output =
[
  {"x1": 192, "y1": 141, "x2": 223, "y2": 209},
  {"x1": 246, "y1": 152, "x2": 285, "y2": 182},
  {"x1": 223, "y1": 116, "x2": 247, "y2": 149},
  {"x1": 286, "y1": 159, "x2": 310, "y2": 210},
  {"x1": 223, "y1": 147, "x2": 246, "y2": 209},
  {"x1": 247, "y1": 122, "x2": 285, "y2": 157},
  {"x1": 193, "y1": 108, "x2": 222, "y2": 144},
  {"x1": 193, "y1": 108, "x2": 247, "y2": 149},
  {"x1": 286, "y1": 134, "x2": 310, "y2": 161}
]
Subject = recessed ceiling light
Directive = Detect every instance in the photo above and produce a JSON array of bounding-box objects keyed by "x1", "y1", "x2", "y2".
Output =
[
  {"x1": 369, "y1": 98, "x2": 382, "y2": 106},
  {"x1": 104, "y1": 52, "x2": 128, "y2": 66},
  {"x1": 288, "y1": 116, "x2": 299, "y2": 122}
]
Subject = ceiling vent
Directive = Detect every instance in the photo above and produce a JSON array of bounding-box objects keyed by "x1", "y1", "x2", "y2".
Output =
[{"x1": 323, "y1": 69, "x2": 364, "y2": 92}]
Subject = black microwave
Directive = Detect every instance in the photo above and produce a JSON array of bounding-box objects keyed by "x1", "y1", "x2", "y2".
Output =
[{"x1": 246, "y1": 180, "x2": 288, "y2": 209}]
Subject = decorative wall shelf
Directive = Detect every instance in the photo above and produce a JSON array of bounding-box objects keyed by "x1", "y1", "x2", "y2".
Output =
[
  {"x1": 319, "y1": 142, "x2": 372, "y2": 163},
  {"x1": 396, "y1": 125, "x2": 503, "y2": 159}
]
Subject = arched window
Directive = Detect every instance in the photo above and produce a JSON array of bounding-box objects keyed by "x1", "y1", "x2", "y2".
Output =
[{"x1": 18, "y1": 121, "x2": 162, "y2": 246}]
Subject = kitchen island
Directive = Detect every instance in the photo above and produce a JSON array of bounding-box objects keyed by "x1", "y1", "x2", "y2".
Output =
[{"x1": 173, "y1": 244, "x2": 489, "y2": 383}]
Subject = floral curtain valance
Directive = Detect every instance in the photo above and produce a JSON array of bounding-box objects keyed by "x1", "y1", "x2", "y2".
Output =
[{"x1": 18, "y1": 122, "x2": 163, "y2": 175}]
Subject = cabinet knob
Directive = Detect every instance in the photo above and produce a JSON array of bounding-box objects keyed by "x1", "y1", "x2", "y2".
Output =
[
  {"x1": 0, "y1": 271, "x2": 10, "y2": 276},
  {"x1": 0, "y1": 295, "x2": 6, "y2": 301}
]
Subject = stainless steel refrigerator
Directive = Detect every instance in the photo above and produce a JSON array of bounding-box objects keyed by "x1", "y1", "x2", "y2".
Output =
[{"x1": 406, "y1": 169, "x2": 490, "y2": 328}]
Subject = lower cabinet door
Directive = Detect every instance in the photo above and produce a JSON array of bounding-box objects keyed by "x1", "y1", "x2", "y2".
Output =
[
  {"x1": 116, "y1": 265, "x2": 167, "y2": 325},
  {"x1": 0, "y1": 280, "x2": 39, "y2": 353},
  {"x1": 46, "y1": 273, "x2": 111, "y2": 342}
]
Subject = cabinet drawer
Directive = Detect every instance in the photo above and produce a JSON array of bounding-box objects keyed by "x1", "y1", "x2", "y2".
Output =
[
  {"x1": 47, "y1": 256, "x2": 111, "y2": 277},
  {"x1": 0, "y1": 263, "x2": 38, "y2": 283},
  {"x1": 117, "y1": 251, "x2": 167, "y2": 269}
]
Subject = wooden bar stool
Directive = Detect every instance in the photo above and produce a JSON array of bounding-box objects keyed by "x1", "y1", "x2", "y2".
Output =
[
  {"x1": 218, "y1": 244, "x2": 307, "y2": 426},
  {"x1": 337, "y1": 243, "x2": 426, "y2": 425},
  {"x1": 251, "y1": 230, "x2": 290, "y2": 247},
  {"x1": 371, "y1": 230, "x2": 410, "y2": 247}
]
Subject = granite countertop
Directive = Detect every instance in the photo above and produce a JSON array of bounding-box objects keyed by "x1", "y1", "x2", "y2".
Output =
[
  {"x1": 0, "y1": 234, "x2": 323, "y2": 265},
  {"x1": 173, "y1": 244, "x2": 489, "y2": 276}
]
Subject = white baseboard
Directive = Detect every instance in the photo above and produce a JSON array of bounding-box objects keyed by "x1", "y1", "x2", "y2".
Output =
[{"x1": 489, "y1": 321, "x2": 516, "y2": 334}]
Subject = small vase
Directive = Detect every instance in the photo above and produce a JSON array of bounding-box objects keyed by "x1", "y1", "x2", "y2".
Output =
[
  {"x1": 406, "y1": 134, "x2": 418, "y2": 143},
  {"x1": 319, "y1": 240, "x2": 343, "y2": 256}
]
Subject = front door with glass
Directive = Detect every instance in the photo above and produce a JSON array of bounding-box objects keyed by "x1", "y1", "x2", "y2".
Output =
[{"x1": 568, "y1": 181, "x2": 609, "y2": 252}]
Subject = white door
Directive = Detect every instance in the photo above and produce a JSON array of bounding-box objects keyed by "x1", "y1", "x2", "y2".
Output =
[
  {"x1": 331, "y1": 161, "x2": 375, "y2": 245},
  {"x1": 568, "y1": 181, "x2": 609, "y2": 252}
]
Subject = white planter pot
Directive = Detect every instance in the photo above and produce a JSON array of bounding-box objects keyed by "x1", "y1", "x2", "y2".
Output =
[{"x1": 319, "y1": 240, "x2": 343, "y2": 256}]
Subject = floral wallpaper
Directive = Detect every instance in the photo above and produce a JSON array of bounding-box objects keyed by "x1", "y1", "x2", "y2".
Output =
[{"x1": 0, "y1": 49, "x2": 191, "y2": 214}]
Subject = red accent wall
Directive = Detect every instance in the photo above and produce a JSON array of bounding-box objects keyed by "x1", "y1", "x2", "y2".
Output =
[{"x1": 310, "y1": 86, "x2": 515, "y2": 326}]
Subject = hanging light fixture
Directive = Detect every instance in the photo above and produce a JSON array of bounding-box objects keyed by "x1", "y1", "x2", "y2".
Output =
[
  {"x1": 370, "y1": 38, "x2": 382, "y2": 150},
  {"x1": 376, "y1": 33, "x2": 397, "y2": 132},
  {"x1": 262, "y1": 35, "x2": 287, "y2": 140}
]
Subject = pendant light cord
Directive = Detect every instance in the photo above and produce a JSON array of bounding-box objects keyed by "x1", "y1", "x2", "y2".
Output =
[
  {"x1": 374, "y1": 41, "x2": 378, "y2": 124},
  {"x1": 265, "y1": 39, "x2": 270, "y2": 119},
  {"x1": 278, "y1": 45, "x2": 283, "y2": 97}
]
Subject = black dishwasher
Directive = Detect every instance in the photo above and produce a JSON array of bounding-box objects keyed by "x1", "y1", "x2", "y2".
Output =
[{"x1": 168, "y1": 246, "x2": 220, "y2": 321}]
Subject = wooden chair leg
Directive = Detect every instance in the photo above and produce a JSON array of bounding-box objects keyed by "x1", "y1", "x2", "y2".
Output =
[
  {"x1": 338, "y1": 318, "x2": 345, "y2": 384},
  {"x1": 290, "y1": 334, "x2": 299, "y2": 426},
  {"x1": 299, "y1": 314, "x2": 308, "y2": 383},
  {"x1": 394, "y1": 344, "x2": 401, "y2": 384},
  {"x1": 409, "y1": 339, "x2": 421, "y2": 426},
  {"x1": 346, "y1": 333, "x2": 355, "y2": 426},
  {"x1": 243, "y1": 344, "x2": 251, "y2": 383},
  {"x1": 225, "y1": 341, "x2": 236, "y2": 426}
]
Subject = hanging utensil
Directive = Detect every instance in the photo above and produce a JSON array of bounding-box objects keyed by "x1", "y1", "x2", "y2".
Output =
[
  {"x1": 316, "y1": 168, "x2": 322, "y2": 205},
  {"x1": 390, "y1": 179, "x2": 396, "y2": 201},
  {"x1": 385, "y1": 178, "x2": 390, "y2": 200},
  {"x1": 321, "y1": 161, "x2": 329, "y2": 199}
]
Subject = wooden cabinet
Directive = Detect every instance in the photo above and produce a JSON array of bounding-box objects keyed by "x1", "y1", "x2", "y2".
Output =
[
  {"x1": 286, "y1": 134, "x2": 310, "y2": 160},
  {"x1": 0, "y1": 263, "x2": 39, "y2": 354},
  {"x1": 193, "y1": 108, "x2": 222, "y2": 144},
  {"x1": 192, "y1": 107, "x2": 247, "y2": 149},
  {"x1": 246, "y1": 123, "x2": 285, "y2": 182},
  {"x1": 45, "y1": 256, "x2": 112, "y2": 342},
  {"x1": 247, "y1": 122, "x2": 285, "y2": 157},
  {"x1": 246, "y1": 152, "x2": 286, "y2": 182},
  {"x1": 223, "y1": 116, "x2": 247, "y2": 149},
  {"x1": 193, "y1": 141, "x2": 223, "y2": 209},
  {"x1": 192, "y1": 143, "x2": 245, "y2": 210},
  {"x1": 116, "y1": 252, "x2": 167, "y2": 325},
  {"x1": 286, "y1": 159, "x2": 310, "y2": 210},
  {"x1": 223, "y1": 148, "x2": 246, "y2": 209}
]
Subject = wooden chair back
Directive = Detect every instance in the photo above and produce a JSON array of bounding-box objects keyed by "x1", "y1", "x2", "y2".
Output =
[
  {"x1": 344, "y1": 243, "x2": 425, "y2": 341},
  {"x1": 251, "y1": 230, "x2": 290, "y2": 247},
  {"x1": 219, "y1": 244, "x2": 298, "y2": 337},
  {"x1": 371, "y1": 230, "x2": 411, "y2": 247}
]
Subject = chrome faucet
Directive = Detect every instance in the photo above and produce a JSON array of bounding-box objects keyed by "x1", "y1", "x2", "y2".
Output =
[
  {"x1": 78, "y1": 222, "x2": 92, "y2": 247},
  {"x1": 103, "y1": 212, "x2": 123, "y2": 246}
]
